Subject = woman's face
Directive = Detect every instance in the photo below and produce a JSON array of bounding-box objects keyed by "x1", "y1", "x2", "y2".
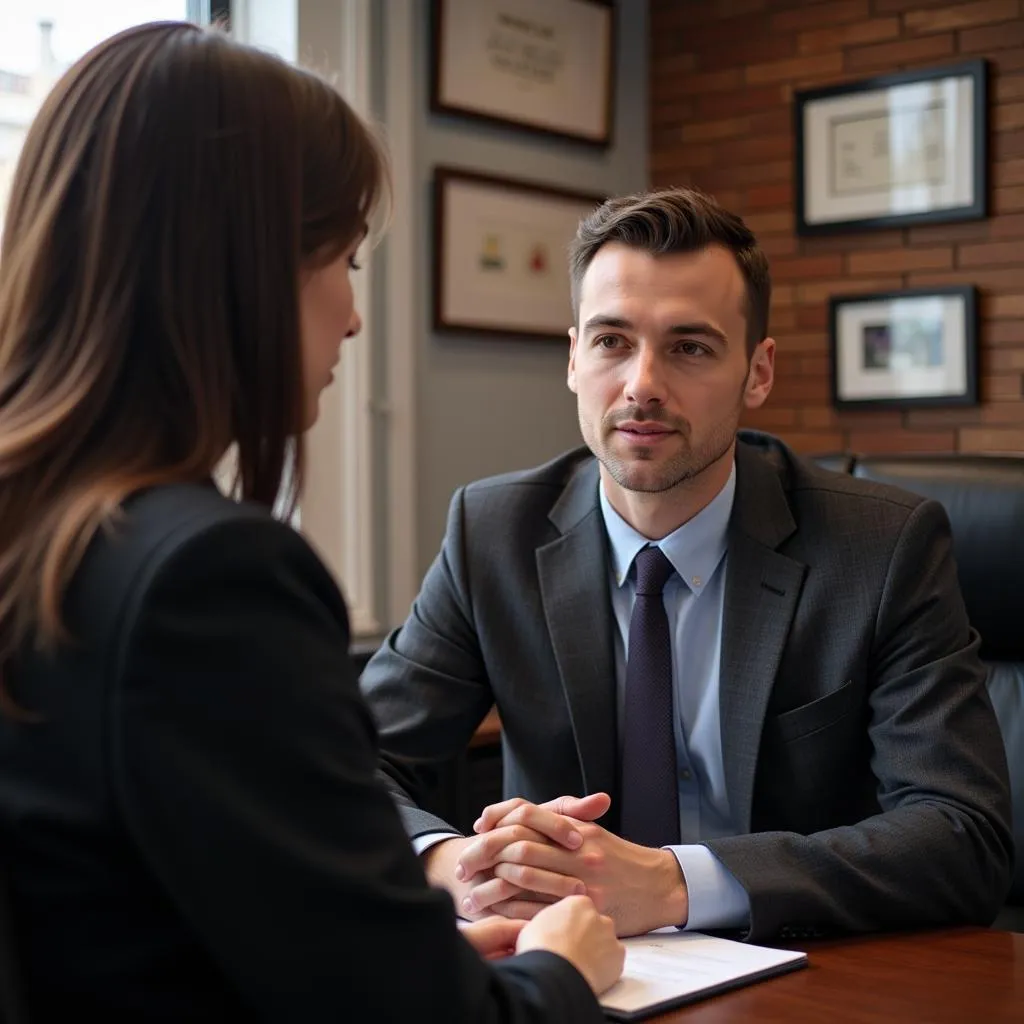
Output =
[{"x1": 298, "y1": 237, "x2": 363, "y2": 429}]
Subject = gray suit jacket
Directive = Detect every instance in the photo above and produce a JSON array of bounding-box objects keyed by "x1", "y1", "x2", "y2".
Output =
[{"x1": 361, "y1": 431, "x2": 1013, "y2": 941}]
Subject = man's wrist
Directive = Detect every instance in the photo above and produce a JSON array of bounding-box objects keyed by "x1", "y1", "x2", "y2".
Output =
[
  {"x1": 653, "y1": 848, "x2": 689, "y2": 928},
  {"x1": 413, "y1": 830, "x2": 462, "y2": 857},
  {"x1": 423, "y1": 834, "x2": 500, "y2": 920},
  {"x1": 421, "y1": 834, "x2": 470, "y2": 890}
]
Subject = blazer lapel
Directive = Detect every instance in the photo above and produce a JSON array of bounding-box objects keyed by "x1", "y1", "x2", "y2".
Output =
[
  {"x1": 720, "y1": 442, "x2": 807, "y2": 833},
  {"x1": 536, "y1": 459, "x2": 620, "y2": 825}
]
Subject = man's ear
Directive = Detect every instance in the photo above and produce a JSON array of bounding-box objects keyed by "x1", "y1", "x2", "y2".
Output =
[
  {"x1": 743, "y1": 337, "x2": 775, "y2": 411},
  {"x1": 567, "y1": 326, "x2": 579, "y2": 394}
]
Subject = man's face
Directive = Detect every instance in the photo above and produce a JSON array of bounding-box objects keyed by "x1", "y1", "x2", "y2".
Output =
[{"x1": 568, "y1": 243, "x2": 774, "y2": 496}]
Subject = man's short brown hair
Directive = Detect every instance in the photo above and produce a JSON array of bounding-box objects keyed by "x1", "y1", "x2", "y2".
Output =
[{"x1": 568, "y1": 187, "x2": 771, "y2": 356}]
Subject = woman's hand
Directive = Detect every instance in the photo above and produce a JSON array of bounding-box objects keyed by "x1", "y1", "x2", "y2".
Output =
[
  {"x1": 517, "y1": 894, "x2": 625, "y2": 994},
  {"x1": 458, "y1": 916, "x2": 528, "y2": 960}
]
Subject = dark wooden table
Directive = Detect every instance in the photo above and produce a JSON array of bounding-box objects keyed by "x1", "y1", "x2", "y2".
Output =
[
  {"x1": 651, "y1": 927, "x2": 1024, "y2": 1022},
  {"x1": 450, "y1": 716, "x2": 1024, "y2": 1019}
]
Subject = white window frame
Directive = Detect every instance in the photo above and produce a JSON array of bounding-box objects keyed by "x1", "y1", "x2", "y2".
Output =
[
  {"x1": 232, "y1": 0, "x2": 418, "y2": 636},
  {"x1": 380, "y1": 0, "x2": 418, "y2": 630}
]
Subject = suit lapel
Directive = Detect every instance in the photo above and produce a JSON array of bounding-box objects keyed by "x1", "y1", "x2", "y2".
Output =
[
  {"x1": 720, "y1": 441, "x2": 807, "y2": 833},
  {"x1": 536, "y1": 459, "x2": 620, "y2": 825}
]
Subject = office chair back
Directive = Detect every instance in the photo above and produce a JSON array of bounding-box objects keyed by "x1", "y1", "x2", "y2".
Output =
[{"x1": 851, "y1": 454, "x2": 1024, "y2": 904}]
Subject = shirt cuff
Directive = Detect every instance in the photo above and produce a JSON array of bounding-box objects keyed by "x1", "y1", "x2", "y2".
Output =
[
  {"x1": 412, "y1": 830, "x2": 462, "y2": 856},
  {"x1": 667, "y1": 844, "x2": 750, "y2": 931}
]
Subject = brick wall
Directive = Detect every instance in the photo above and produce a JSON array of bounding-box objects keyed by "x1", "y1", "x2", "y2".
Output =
[{"x1": 650, "y1": 0, "x2": 1024, "y2": 454}]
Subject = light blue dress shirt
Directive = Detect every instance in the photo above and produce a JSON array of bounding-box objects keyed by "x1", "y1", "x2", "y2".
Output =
[{"x1": 599, "y1": 464, "x2": 750, "y2": 932}]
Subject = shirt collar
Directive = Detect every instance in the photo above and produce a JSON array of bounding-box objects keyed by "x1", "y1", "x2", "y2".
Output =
[{"x1": 599, "y1": 461, "x2": 736, "y2": 596}]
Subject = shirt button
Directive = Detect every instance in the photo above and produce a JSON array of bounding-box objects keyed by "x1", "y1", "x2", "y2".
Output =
[
  {"x1": 692, "y1": 576, "x2": 702, "y2": 587},
  {"x1": 680, "y1": 769, "x2": 692, "y2": 781}
]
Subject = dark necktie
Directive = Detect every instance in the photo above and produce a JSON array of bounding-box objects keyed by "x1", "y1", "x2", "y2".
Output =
[{"x1": 620, "y1": 545, "x2": 680, "y2": 848}]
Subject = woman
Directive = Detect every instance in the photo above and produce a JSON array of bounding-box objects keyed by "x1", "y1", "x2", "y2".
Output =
[{"x1": 0, "y1": 22, "x2": 623, "y2": 1023}]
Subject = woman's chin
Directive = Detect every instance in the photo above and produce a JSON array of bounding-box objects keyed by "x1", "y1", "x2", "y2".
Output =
[{"x1": 300, "y1": 400, "x2": 321, "y2": 432}]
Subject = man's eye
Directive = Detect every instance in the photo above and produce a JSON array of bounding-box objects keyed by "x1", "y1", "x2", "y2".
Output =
[
  {"x1": 679, "y1": 341, "x2": 708, "y2": 356},
  {"x1": 596, "y1": 335, "x2": 621, "y2": 349}
]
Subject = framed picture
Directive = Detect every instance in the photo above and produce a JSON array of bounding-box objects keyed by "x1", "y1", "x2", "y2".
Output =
[
  {"x1": 433, "y1": 167, "x2": 604, "y2": 339},
  {"x1": 430, "y1": 0, "x2": 615, "y2": 147},
  {"x1": 829, "y1": 286, "x2": 978, "y2": 409},
  {"x1": 795, "y1": 60, "x2": 987, "y2": 235}
]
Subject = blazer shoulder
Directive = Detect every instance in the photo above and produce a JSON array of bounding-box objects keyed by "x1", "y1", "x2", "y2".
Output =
[
  {"x1": 93, "y1": 482, "x2": 277, "y2": 584},
  {"x1": 457, "y1": 446, "x2": 594, "y2": 519},
  {"x1": 791, "y1": 461, "x2": 926, "y2": 515},
  {"x1": 462, "y1": 446, "x2": 595, "y2": 498},
  {"x1": 453, "y1": 448, "x2": 599, "y2": 544},
  {"x1": 739, "y1": 430, "x2": 926, "y2": 518},
  {"x1": 68, "y1": 484, "x2": 328, "y2": 659}
]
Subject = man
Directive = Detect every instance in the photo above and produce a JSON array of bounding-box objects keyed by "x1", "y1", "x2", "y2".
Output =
[{"x1": 361, "y1": 188, "x2": 1012, "y2": 942}]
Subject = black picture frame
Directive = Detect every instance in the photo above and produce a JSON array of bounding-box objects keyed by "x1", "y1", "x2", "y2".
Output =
[
  {"x1": 430, "y1": 0, "x2": 616, "y2": 148},
  {"x1": 829, "y1": 286, "x2": 978, "y2": 410},
  {"x1": 795, "y1": 60, "x2": 987, "y2": 236}
]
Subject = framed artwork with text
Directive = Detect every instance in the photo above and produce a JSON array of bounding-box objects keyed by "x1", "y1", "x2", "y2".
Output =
[
  {"x1": 795, "y1": 61, "x2": 987, "y2": 236},
  {"x1": 431, "y1": 0, "x2": 615, "y2": 146}
]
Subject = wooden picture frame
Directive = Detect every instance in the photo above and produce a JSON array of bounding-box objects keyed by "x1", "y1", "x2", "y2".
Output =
[
  {"x1": 433, "y1": 167, "x2": 604, "y2": 340},
  {"x1": 430, "y1": 0, "x2": 615, "y2": 147}
]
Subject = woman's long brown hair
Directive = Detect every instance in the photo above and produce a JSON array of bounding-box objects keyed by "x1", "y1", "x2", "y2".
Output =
[{"x1": 0, "y1": 22, "x2": 387, "y2": 708}]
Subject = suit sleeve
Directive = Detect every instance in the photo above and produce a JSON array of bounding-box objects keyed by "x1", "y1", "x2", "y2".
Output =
[
  {"x1": 360, "y1": 486, "x2": 497, "y2": 838},
  {"x1": 107, "y1": 515, "x2": 602, "y2": 1024},
  {"x1": 705, "y1": 498, "x2": 1014, "y2": 941}
]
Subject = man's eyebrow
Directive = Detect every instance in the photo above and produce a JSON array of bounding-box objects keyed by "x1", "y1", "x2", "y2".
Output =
[
  {"x1": 583, "y1": 315, "x2": 633, "y2": 332},
  {"x1": 666, "y1": 322, "x2": 728, "y2": 344},
  {"x1": 582, "y1": 315, "x2": 728, "y2": 344}
]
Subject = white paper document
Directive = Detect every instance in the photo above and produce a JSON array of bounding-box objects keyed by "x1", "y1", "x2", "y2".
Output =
[{"x1": 599, "y1": 930, "x2": 807, "y2": 1021}]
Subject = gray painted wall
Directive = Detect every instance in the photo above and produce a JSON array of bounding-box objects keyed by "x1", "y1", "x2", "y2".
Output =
[{"x1": 412, "y1": 1, "x2": 650, "y2": 577}]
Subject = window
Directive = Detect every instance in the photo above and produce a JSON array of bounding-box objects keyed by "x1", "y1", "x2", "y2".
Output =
[{"x1": 0, "y1": 1, "x2": 213, "y2": 237}]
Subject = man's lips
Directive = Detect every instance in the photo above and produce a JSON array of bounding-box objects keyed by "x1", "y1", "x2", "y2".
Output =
[
  {"x1": 615, "y1": 424, "x2": 676, "y2": 446},
  {"x1": 615, "y1": 421, "x2": 674, "y2": 436}
]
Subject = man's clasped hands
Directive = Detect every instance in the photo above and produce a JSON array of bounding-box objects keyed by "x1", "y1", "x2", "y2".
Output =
[{"x1": 429, "y1": 793, "x2": 690, "y2": 941}]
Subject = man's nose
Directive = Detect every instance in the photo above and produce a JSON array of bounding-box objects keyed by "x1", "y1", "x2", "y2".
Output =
[{"x1": 623, "y1": 349, "x2": 666, "y2": 406}]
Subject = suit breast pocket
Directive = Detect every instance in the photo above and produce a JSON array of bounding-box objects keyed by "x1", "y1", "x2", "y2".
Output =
[{"x1": 773, "y1": 678, "x2": 858, "y2": 744}]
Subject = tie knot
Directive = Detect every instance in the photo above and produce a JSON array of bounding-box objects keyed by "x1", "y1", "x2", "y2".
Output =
[{"x1": 633, "y1": 545, "x2": 674, "y2": 595}]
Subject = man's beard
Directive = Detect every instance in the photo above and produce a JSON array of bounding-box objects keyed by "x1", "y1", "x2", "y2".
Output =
[{"x1": 586, "y1": 404, "x2": 740, "y2": 494}]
